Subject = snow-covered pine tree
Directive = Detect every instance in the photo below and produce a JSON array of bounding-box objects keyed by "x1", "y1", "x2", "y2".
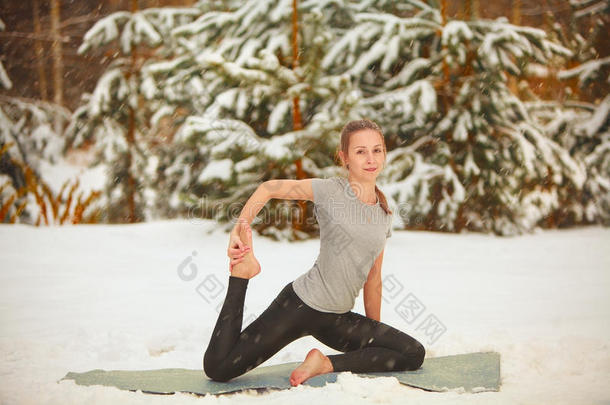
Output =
[
  {"x1": 526, "y1": 1, "x2": 609, "y2": 226},
  {"x1": 0, "y1": 18, "x2": 83, "y2": 224},
  {"x1": 67, "y1": 6, "x2": 201, "y2": 222},
  {"x1": 320, "y1": 2, "x2": 591, "y2": 235},
  {"x1": 141, "y1": 0, "x2": 378, "y2": 239},
  {"x1": 0, "y1": 19, "x2": 11, "y2": 91},
  {"x1": 71, "y1": 0, "x2": 606, "y2": 237},
  {"x1": 138, "y1": 0, "x2": 599, "y2": 237},
  {"x1": 528, "y1": 58, "x2": 610, "y2": 226}
]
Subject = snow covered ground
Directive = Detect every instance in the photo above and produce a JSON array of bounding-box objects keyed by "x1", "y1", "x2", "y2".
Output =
[{"x1": 1, "y1": 219, "x2": 609, "y2": 404}]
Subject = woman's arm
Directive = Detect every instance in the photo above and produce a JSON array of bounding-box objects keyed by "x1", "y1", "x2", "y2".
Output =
[
  {"x1": 232, "y1": 179, "x2": 314, "y2": 230},
  {"x1": 232, "y1": 184, "x2": 270, "y2": 232},
  {"x1": 262, "y1": 179, "x2": 314, "y2": 201},
  {"x1": 228, "y1": 183, "x2": 272, "y2": 266},
  {"x1": 363, "y1": 248, "x2": 385, "y2": 321}
]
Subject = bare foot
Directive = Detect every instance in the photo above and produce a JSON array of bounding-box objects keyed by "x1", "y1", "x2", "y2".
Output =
[
  {"x1": 230, "y1": 222, "x2": 261, "y2": 279},
  {"x1": 289, "y1": 348, "x2": 333, "y2": 386}
]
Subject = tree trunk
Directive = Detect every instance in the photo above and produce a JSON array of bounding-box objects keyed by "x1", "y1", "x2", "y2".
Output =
[
  {"x1": 291, "y1": 0, "x2": 307, "y2": 234},
  {"x1": 50, "y1": 0, "x2": 63, "y2": 134},
  {"x1": 462, "y1": 0, "x2": 480, "y2": 20},
  {"x1": 472, "y1": 0, "x2": 479, "y2": 19},
  {"x1": 291, "y1": 0, "x2": 303, "y2": 133},
  {"x1": 462, "y1": 0, "x2": 473, "y2": 20},
  {"x1": 508, "y1": 0, "x2": 522, "y2": 95},
  {"x1": 512, "y1": 0, "x2": 522, "y2": 26},
  {"x1": 125, "y1": 0, "x2": 138, "y2": 223},
  {"x1": 32, "y1": 0, "x2": 48, "y2": 101},
  {"x1": 439, "y1": 0, "x2": 450, "y2": 114}
]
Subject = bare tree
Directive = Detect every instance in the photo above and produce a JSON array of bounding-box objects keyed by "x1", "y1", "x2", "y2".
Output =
[
  {"x1": 32, "y1": 0, "x2": 48, "y2": 101},
  {"x1": 50, "y1": 0, "x2": 64, "y2": 133},
  {"x1": 291, "y1": 0, "x2": 307, "y2": 233},
  {"x1": 124, "y1": 0, "x2": 139, "y2": 223},
  {"x1": 462, "y1": 0, "x2": 480, "y2": 20},
  {"x1": 512, "y1": 0, "x2": 522, "y2": 25}
]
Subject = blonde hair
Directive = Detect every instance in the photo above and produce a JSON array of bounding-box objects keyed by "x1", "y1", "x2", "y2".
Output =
[{"x1": 334, "y1": 119, "x2": 392, "y2": 215}]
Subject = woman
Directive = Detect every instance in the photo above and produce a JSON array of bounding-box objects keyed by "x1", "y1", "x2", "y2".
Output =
[{"x1": 203, "y1": 119, "x2": 425, "y2": 386}]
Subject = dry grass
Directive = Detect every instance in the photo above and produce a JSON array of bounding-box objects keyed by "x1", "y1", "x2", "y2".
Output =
[{"x1": 0, "y1": 142, "x2": 102, "y2": 225}]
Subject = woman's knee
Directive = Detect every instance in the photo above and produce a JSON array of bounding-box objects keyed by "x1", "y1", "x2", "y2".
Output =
[
  {"x1": 405, "y1": 341, "x2": 426, "y2": 370},
  {"x1": 203, "y1": 356, "x2": 233, "y2": 382},
  {"x1": 203, "y1": 350, "x2": 233, "y2": 382},
  {"x1": 392, "y1": 338, "x2": 425, "y2": 371},
  {"x1": 415, "y1": 341, "x2": 426, "y2": 368}
]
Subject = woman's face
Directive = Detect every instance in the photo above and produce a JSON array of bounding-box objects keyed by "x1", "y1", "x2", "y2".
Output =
[{"x1": 342, "y1": 129, "x2": 385, "y2": 178}]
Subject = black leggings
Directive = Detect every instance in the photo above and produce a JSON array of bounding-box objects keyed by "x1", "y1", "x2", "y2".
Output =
[{"x1": 203, "y1": 276, "x2": 425, "y2": 382}]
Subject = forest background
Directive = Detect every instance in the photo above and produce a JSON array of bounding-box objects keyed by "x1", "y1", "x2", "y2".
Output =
[{"x1": 1, "y1": 0, "x2": 608, "y2": 240}]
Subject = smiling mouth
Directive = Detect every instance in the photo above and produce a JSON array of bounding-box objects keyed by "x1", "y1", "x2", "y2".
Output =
[{"x1": 365, "y1": 168, "x2": 377, "y2": 171}]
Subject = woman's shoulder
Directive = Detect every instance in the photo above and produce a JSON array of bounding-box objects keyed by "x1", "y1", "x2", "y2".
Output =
[
  {"x1": 314, "y1": 175, "x2": 345, "y2": 182},
  {"x1": 313, "y1": 176, "x2": 346, "y2": 188},
  {"x1": 327, "y1": 176, "x2": 348, "y2": 187},
  {"x1": 329, "y1": 176, "x2": 349, "y2": 194},
  {"x1": 310, "y1": 176, "x2": 346, "y2": 205}
]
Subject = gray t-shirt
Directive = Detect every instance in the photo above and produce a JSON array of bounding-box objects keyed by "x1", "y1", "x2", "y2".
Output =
[{"x1": 292, "y1": 176, "x2": 393, "y2": 313}]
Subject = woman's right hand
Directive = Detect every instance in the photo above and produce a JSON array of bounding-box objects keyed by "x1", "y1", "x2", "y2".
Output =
[{"x1": 227, "y1": 222, "x2": 251, "y2": 270}]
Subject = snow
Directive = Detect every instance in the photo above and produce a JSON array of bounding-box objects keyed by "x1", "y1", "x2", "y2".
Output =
[
  {"x1": 452, "y1": 111, "x2": 471, "y2": 142},
  {"x1": 144, "y1": 7, "x2": 200, "y2": 34},
  {"x1": 197, "y1": 158, "x2": 233, "y2": 183},
  {"x1": 322, "y1": 25, "x2": 371, "y2": 70},
  {"x1": 0, "y1": 220, "x2": 608, "y2": 404},
  {"x1": 237, "y1": 0, "x2": 275, "y2": 32},
  {"x1": 234, "y1": 156, "x2": 259, "y2": 174},
  {"x1": 525, "y1": 63, "x2": 549, "y2": 78},
  {"x1": 0, "y1": 174, "x2": 16, "y2": 202},
  {"x1": 519, "y1": 188, "x2": 560, "y2": 229},
  {"x1": 262, "y1": 131, "x2": 297, "y2": 160},
  {"x1": 268, "y1": 0, "x2": 291, "y2": 24},
  {"x1": 264, "y1": 31, "x2": 291, "y2": 57},
  {"x1": 236, "y1": 90, "x2": 249, "y2": 118},
  {"x1": 78, "y1": 12, "x2": 130, "y2": 55},
  {"x1": 7, "y1": 4, "x2": 607, "y2": 400},
  {"x1": 120, "y1": 13, "x2": 159, "y2": 54},
  {"x1": 355, "y1": 13, "x2": 438, "y2": 32},
  {"x1": 364, "y1": 80, "x2": 437, "y2": 126},
  {"x1": 234, "y1": 38, "x2": 262, "y2": 66},
  {"x1": 558, "y1": 56, "x2": 610, "y2": 84},
  {"x1": 88, "y1": 69, "x2": 127, "y2": 118},
  {"x1": 385, "y1": 58, "x2": 430, "y2": 88},
  {"x1": 574, "y1": 1, "x2": 608, "y2": 18},
  {"x1": 196, "y1": 52, "x2": 270, "y2": 83},
  {"x1": 150, "y1": 105, "x2": 174, "y2": 128},
  {"x1": 583, "y1": 95, "x2": 610, "y2": 137},
  {"x1": 140, "y1": 75, "x2": 158, "y2": 100},
  {"x1": 133, "y1": 13, "x2": 162, "y2": 47},
  {"x1": 520, "y1": 122, "x2": 587, "y2": 188},
  {"x1": 441, "y1": 21, "x2": 473, "y2": 48},
  {"x1": 464, "y1": 149, "x2": 481, "y2": 177},
  {"x1": 349, "y1": 35, "x2": 391, "y2": 76},
  {"x1": 30, "y1": 124, "x2": 64, "y2": 163},
  {"x1": 381, "y1": 35, "x2": 400, "y2": 72},
  {"x1": 0, "y1": 61, "x2": 12, "y2": 90},
  {"x1": 267, "y1": 100, "x2": 292, "y2": 134},
  {"x1": 501, "y1": 125, "x2": 537, "y2": 173},
  {"x1": 37, "y1": 157, "x2": 106, "y2": 196}
]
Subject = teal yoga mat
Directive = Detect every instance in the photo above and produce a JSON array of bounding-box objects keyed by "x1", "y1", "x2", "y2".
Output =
[{"x1": 60, "y1": 351, "x2": 501, "y2": 395}]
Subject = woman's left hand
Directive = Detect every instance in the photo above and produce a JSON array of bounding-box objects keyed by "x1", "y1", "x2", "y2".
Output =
[{"x1": 228, "y1": 222, "x2": 250, "y2": 271}]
